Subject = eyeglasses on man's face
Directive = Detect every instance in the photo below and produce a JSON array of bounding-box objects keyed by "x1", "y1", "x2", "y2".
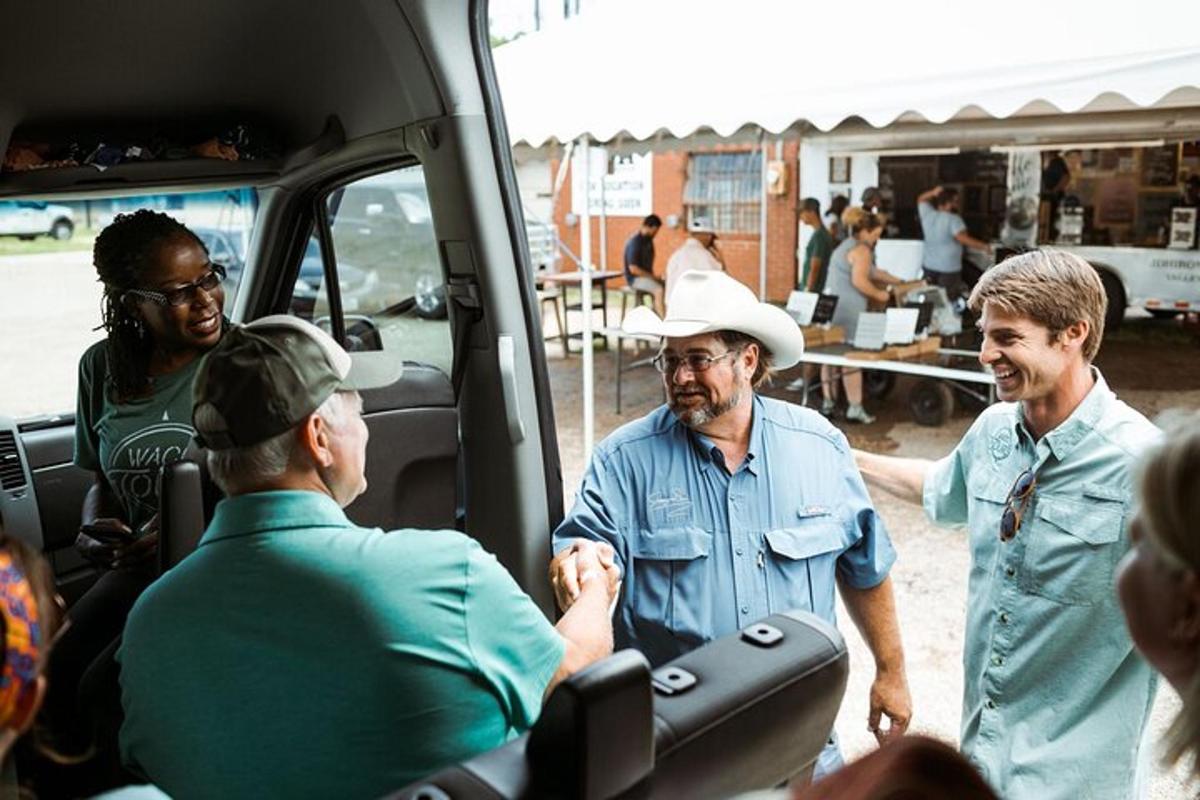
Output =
[
  {"x1": 123, "y1": 263, "x2": 226, "y2": 308},
  {"x1": 651, "y1": 350, "x2": 736, "y2": 375}
]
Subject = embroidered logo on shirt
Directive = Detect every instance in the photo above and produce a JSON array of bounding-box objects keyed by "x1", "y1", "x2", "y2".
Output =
[
  {"x1": 989, "y1": 428, "x2": 1015, "y2": 464},
  {"x1": 648, "y1": 489, "x2": 692, "y2": 527}
]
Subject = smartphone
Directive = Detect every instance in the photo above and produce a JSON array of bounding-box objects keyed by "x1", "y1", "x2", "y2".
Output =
[{"x1": 80, "y1": 523, "x2": 136, "y2": 543}]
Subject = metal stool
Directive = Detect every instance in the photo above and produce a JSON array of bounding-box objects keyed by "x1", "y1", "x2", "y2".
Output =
[
  {"x1": 537, "y1": 287, "x2": 569, "y2": 358},
  {"x1": 618, "y1": 285, "x2": 654, "y2": 321}
]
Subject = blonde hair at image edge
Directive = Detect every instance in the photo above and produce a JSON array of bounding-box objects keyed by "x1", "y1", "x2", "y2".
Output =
[{"x1": 1137, "y1": 410, "x2": 1200, "y2": 774}]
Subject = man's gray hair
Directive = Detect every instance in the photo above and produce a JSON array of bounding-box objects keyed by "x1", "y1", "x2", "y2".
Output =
[{"x1": 201, "y1": 391, "x2": 353, "y2": 494}]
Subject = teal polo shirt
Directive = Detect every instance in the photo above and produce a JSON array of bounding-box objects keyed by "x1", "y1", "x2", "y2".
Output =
[
  {"x1": 118, "y1": 491, "x2": 564, "y2": 799},
  {"x1": 924, "y1": 370, "x2": 1160, "y2": 799}
]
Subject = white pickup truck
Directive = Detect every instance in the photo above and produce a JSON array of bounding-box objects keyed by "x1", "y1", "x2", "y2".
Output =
[
  {"x1": 875, "y1": 239, "x2": 1200, "y2": 327},
  {"x1": 0, "y1": 199, "x2": 74, "y2": 240}
]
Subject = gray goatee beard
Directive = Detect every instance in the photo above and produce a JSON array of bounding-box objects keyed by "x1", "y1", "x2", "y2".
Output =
[{"x1": 670, "y1": 384, "x2": 745, "y2": 429}]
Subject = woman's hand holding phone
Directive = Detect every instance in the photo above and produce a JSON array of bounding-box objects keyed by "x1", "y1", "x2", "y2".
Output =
[{"x1": 76, "y1": 515, "x2": 159, "y2": 569}]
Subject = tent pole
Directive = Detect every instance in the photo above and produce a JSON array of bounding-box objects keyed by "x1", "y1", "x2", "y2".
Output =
[
  {"x1": 579, "y1": 137, "x2": 595, "y2": 461},
  {"x1": 759, "y1": 133, "x2": 769, "y2": 301},
  {"x1": 599, "y1": 150, "x2": 608, "y2": 276}
]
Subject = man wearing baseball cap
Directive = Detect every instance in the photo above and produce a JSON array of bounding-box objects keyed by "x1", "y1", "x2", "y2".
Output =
[
  {"x1": 117, "y1": 316, "x2": 617, "y2": 798},
  {"x1": 664, "y1": 216, "x2": 726, "y2": 302},
  {"x1": 549, "y1": 271, "x2": 911, "y2": 779}
]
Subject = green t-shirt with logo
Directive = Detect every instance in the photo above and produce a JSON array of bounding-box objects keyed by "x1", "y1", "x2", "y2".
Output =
[{"x1": 74, "y1": 341, "x2": 202, "y2": 533}]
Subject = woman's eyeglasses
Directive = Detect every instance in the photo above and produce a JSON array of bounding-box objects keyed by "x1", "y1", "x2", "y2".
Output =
[
  {"x1": 123, "y1": 264, "x2": 226, "y2": 308},
  {"x1": 1000, "y1": 469, "x2": 1037, "y2": 542},
  {"x1": 651, "y1": 350, "x2": 735, "y2": 375}
]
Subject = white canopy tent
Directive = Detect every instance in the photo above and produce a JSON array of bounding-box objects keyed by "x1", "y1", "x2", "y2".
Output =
[
  {"x1": 494, "y1": 0, "x2": 1200, "y2": 147},
  {"x1": 492, "y1": 0, "x2": 1200, "y2": 458}
]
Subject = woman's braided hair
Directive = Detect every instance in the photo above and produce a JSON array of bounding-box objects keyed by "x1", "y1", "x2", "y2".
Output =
[{"x1": 93, "y1": 210, "x2": 206, "y2": 402}]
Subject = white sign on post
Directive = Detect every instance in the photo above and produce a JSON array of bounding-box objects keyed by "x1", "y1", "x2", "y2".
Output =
[{"x1": 571, "y1": 147, "x2": 653, "y2": 217}]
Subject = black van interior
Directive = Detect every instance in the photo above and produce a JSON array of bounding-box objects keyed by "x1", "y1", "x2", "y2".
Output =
[{"x1": 0, "y1": 1, "x2": 850, "y2": 795}]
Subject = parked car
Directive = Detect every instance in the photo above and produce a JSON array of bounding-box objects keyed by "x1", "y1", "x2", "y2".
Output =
[
  {"x1": 0, "y1": 199, "x2": 74, "y2": 240},
  {"x1": 192, "y1": 226, "x2": 381, "y2": 318},
  {"x1": 330, "y1": 175, "x2": 447, "y2": 319}
]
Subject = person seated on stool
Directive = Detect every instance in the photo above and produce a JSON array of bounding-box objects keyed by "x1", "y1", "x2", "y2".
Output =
[{"x1": 623, "y1": 214, "x2": 665, "y2": 315}]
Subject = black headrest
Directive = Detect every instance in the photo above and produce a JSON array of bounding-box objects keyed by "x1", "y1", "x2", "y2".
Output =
[
  {"x1": 390, "y1": 649, "x2": 653, "y2": 800},
  {"x1": 644, "y1": 610, "x2": 848, "y2": 797},
  {"x1": 527, "y1": 648, "x2": 654, "y2": 798},
  {"x1": 157, "y1": 441, "x2": 219, "y2": 571}
]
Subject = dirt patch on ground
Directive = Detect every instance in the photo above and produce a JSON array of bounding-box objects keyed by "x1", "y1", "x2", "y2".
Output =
[{"x1": 547, "y1": 317, "x2": 1198, "y2": 797}]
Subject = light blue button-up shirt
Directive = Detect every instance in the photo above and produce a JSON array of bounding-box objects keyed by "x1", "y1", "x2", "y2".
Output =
[
  {"x1": 554, "y1": 395, "x2": 895, "y2": 668},
  {"x1": 924, "y1": 370, "x2": 1160, "y2": 800}
]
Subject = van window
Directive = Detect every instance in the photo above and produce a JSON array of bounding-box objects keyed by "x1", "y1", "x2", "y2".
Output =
[
  {"x1": 290, "y1": 165, "x2": 450, "y2": 374},
  {"x1": 0, "y1": 188, "x2": 256, "y2": 419}
]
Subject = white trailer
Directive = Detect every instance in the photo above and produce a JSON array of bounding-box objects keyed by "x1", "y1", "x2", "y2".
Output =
[
  {"x1": 1057, "y1": 245, "x2": 1200, "y2": 319},
  {"x1": 799, "y1": 135, "x2": 1200, "y2": 328}
]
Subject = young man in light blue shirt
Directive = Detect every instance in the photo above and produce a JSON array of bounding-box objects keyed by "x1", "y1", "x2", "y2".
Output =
[
  {"x1": 855, "y1": 250, "x2": 1160, "y2": 799},
  {"x1": 550, "y1": 271, "x2": 912, "y2": 778}
]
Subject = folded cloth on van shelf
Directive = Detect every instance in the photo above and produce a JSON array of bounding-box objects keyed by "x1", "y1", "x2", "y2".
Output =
[
  {"x1": 1, "y1": 122, "x2": 282, "y2": 173},
  {"x1": 1, "y1": 142, "x2": 78, "y2": 172}
]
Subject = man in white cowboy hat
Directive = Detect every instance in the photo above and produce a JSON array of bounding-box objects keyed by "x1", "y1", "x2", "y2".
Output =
[
  {"x1": 549, "y1": 271, "x2": 911, "y2": 778},
  {"x1": 664, "y1": 216, "x2": 725, "y2": 302}
]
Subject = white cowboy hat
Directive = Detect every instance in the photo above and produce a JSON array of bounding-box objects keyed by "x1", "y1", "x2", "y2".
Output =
[
  {"x1": 622, "y1": 271, "x2": 804, "y2": 368},
  {"x1": 688, "y1": 217, "x2": 716, "y2": 235}
]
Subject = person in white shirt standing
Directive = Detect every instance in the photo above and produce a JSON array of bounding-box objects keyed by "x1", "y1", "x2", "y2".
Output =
[{"x1": 665, "y1": 217, "x2": 725, "y2": 303}]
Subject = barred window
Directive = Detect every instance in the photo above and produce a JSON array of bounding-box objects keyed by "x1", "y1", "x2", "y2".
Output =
[{"x1": 683, "y1": 152, "x2": 762, "y2": 234}]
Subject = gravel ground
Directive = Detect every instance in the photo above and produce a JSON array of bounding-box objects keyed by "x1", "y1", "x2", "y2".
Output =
[{"x1": 546, "y1": 311, "x2": 1200, "y2": 799}]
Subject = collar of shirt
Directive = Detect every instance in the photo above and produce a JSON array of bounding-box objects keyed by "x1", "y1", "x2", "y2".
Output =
[
  {"x1": 201, "y1": 490, "x2": 356, "y2": 545},
  {"x1": 1011, "y1": 366, "x2": 1112, "y2": 461},
  {"x1": 682, "y1": 394, "x2": 764, "y2": 476}
]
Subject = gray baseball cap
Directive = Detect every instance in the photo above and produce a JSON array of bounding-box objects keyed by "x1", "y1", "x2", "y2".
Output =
[{"x1": 192, "y1": 315, "x2": 401, "y2": 450}]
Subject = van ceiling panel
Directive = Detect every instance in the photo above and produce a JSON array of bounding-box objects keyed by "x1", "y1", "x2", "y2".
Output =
[{"x1": 1, "y1": 0, "x2": 444, "y2": 147}]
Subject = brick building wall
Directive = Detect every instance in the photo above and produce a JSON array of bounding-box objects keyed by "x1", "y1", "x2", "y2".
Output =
[{"x1": 551, "y1": 141, "x2": 800, "y2": 302}]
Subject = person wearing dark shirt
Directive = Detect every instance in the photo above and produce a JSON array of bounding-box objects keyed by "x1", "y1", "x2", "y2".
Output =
[
  {"x1": 622, "y1": 214, "x2": 664, "y2": 314},
  {"x1": 1041, "y1": 150, "x2": 1077, "y2": 242},
  {"x1": 799, "y1": 197, "x2": 834, "y2": 293},
  {"x1": 825, "y1": 194, "x2": 850, "y2": 243}
]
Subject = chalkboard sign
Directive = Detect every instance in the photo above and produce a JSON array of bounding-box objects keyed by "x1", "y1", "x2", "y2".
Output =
[
  {"x1": 1140, "y1": 146, "x2": 1179, "y2": 187},
  {"x1": 1135, "y1": 192, "x2": 1177, "y2": 245},
  {"x1": 1096, "y1": 177, "x2": 1138, "y2": 226},
  {"x1": 812, "y1": 294, "x2": 839, "y2": 325}
]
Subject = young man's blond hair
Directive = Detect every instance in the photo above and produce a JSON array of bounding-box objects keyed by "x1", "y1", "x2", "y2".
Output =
[{"x1": 968, "y1": 249, "x2": 1108, "y2": 361}]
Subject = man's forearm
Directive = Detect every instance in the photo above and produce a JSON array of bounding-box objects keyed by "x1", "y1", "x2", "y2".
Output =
[
  {"x1": 839, "y1": 575, "x2": 904, "y2": 674},
  {"x1": 853, "y1": 450, "x2": 930, "y2": 505},
  {"x1": 547, "y1": 579, "x2": 613, "y2": 697}
]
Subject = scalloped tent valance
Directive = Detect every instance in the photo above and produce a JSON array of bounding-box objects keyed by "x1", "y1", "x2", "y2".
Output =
[{"x1": 493, "y1": 0, "x2": 1200, "y2": 147}]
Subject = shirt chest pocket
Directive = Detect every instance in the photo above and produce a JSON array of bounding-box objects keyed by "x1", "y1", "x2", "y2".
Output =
[
  {"x1": 629, "y1": 526, "x2": 713, "y2": 646},
  {"x1": 763, "y1": 519, "x2": 849, "y2": 617},
  {"x1": 1021, "y1": 489, "x2": 1126, "y2": 606}
]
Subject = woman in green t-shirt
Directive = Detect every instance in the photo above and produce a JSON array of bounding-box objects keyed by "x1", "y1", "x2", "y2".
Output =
[{"x1": 45, "y1": 209, "x2": 228, "y2": 761}]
